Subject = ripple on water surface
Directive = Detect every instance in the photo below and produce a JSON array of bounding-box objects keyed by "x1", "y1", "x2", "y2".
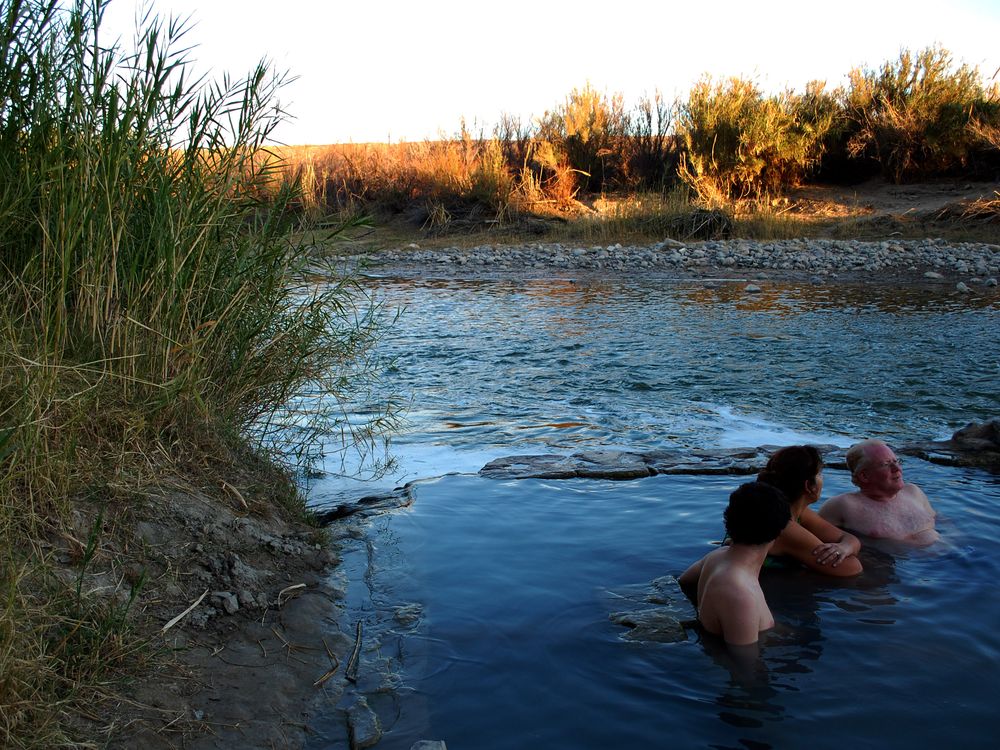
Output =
[{"x1": 309, "y1": 276, "x2": 998, "y2": 502}]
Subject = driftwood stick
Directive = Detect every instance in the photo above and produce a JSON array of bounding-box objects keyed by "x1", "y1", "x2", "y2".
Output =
[
  {"x1": 345, "y1": 620, "x2": 362, "y2": 683},
  {"x1": 161, "y1": 589, "x2": 209, "y2": 634}
]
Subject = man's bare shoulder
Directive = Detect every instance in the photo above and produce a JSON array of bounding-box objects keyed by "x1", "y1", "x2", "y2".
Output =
[
  {"x1": 900, "y1": 482, "x2": 935, "y2": 510},
  {"x1": 901, "y1": 482, "x2": 929, "y2": 499},
  {"x1": 826, "y1": 490, "x2": 865, "y2": 503},
  {"x1": 819, "y1": 491, "x2": 861, "y2": 519}
]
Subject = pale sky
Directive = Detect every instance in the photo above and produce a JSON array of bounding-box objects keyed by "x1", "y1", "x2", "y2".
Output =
[{"x1": 101, "y1": 0, "x2": 1000, "y2": 145}]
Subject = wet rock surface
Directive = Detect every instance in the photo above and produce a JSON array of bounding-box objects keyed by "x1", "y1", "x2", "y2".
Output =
[
  {"x1": 311, "y1": 485, "x2": 415, "y2": 523},
  {"x1": 480, "y1": 420, "x2": 1000, "y2": 481},
  {"x1": 897, "y1": 418, "x2": 1000, "y2": 469}
]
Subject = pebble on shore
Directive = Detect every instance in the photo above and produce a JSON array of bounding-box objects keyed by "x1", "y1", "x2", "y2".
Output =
[{"x1": 349, "y1": 238, "x2": 1000, "y2": 283}]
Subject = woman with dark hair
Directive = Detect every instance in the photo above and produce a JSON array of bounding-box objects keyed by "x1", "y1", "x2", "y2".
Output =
[{"x1": 757, "y1": 445, "x2": 863, "y2": 576}]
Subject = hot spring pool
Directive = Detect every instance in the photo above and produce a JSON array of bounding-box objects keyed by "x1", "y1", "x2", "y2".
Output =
[
  {"x1": 308, "y1": 460, "x2": 999, "y2": 749},
  {"x1": 303, "y1": 273, "x2": 999, "y2": 748}
]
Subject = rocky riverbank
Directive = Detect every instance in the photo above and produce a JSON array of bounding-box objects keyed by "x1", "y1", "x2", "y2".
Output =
[{"x1": 352, "y1": 237, "x2": 1000, "y2": 286}]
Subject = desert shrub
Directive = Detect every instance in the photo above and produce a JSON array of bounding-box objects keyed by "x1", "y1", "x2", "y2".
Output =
[
  {"x1": 470, "y1": 137, "x2": 515, "y2": 221},
  {"x1": 966, "y1": 98, "x2": 1000, "y2": 178},
  {"x1": 677, "y1": 76, "x2": 834, "y2": 201},
  {"x1": 841, "y1": 46, "x2": 998, "y2": 182},
  {"x1": 535, "y1": 83, "x2": 631, "y2": 193},
  {"x1": 620, "y1": 92, "x2": 679, "y2": 190},
  {"x1": 273, "y1": 131, "x2": 528, "y2": 225},
  {"x1": 268, "y1": 88, "x2": 679, "y2": 221}
]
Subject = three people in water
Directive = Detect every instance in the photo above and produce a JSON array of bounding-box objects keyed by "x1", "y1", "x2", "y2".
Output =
[{"x1": 680, "y1": 439, "x2": 937, "y2": 646}]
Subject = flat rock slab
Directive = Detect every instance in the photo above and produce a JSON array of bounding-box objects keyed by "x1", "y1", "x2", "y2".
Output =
[
  {"x1": 481, "y1": 419, "x2": 1000, "y2": 481},
  {"x1": 480, "y1": 445, "x2": 845, "y2": 481}
]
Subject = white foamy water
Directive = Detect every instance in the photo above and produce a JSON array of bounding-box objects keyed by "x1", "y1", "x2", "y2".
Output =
[{"x1": 708, "y1": 405, "x2": 855, "y2": 449}]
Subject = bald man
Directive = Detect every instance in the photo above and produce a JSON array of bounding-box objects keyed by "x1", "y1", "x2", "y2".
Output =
[{"x1": 819, "y1": 439, "x2": 938, "y2": 545}]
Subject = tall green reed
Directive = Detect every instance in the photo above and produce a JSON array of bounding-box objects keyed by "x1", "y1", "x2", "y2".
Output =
[
  {"x1": 1, "y1": 1, "x2": 393, "y2": 744},
  {"x1": 2, "y1": 0, "x2": 390, "y2": 502}
]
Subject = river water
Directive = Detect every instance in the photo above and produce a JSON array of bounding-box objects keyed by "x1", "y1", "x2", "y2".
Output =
[{"x1": 306, "y1": 272, "x2": 1000, "y2": 749}]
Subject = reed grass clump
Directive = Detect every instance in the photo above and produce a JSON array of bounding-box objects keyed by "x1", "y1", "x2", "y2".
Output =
[{"x1": 0, "y1": 1, "x2": 391, "y2": 744}]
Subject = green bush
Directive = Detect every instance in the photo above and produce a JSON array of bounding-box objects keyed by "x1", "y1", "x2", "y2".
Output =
[
  {"x1": 677, "y1": 76, "x2": 835, "y2": 200},
  {"x1": 841, "y1": 46, "x2": 999, "y2": 182}
]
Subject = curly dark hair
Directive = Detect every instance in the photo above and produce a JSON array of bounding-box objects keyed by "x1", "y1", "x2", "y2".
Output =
[
  {"x1": 724, "y1": 481, "x2": 792, "y2": 545},
  {"x1": 757, "y1": 445, "x2": 824, "y2": 506}
]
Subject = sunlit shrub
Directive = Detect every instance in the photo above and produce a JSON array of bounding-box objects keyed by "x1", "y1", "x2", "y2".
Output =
[
  {"x1": 677, "y1": 76, "x2": 835, "y2": 200},
  {"x1": 841, "y1": 46, "x2": 999, "y2": 182}
]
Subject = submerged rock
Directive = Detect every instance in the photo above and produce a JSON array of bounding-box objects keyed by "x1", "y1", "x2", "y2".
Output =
[
  {"x1": 609, "y1": 575, "x2": 696, "y2": 643},
  {"x1": 347, "y1": 696, "x2": 382, "y2": 750},
  {"x1": 610, "y1": 608, "x2": 689, "y2": 643},
  {"x1": 393, "y1": 603, "x2": 424, "y2": 627}
]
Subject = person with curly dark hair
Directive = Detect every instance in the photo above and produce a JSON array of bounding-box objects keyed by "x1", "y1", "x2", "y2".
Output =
[{"x1": 679, "y1": 482, "x2": 791, "y2": 645}]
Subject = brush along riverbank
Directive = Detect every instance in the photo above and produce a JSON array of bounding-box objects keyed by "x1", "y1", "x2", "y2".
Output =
[{"x1": 0, "y1": 3, "x2": 392, "y2": 747}]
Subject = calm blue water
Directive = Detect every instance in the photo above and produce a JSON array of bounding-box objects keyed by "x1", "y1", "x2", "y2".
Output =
[{"x1": 306, "y1": 273, "x2": 1000, "y2": 749}]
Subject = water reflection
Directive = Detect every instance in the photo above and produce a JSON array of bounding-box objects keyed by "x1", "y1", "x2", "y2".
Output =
[{"x1": 375, "y1": 272, "x2": 1000, "y2": 314}]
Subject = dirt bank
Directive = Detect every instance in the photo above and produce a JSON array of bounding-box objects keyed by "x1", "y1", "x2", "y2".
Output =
[{"x1": 69, "y1": 474, "x2": 354, "y2": 748}]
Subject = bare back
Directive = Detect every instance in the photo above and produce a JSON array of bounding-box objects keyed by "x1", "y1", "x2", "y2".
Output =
[{"x1": 695, "y1": 547, "x2": 774, "y2": 645}]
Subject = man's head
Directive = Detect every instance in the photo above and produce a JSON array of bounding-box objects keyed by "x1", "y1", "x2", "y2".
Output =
[
  {"x1": 724, "y1": 481, "x2": 792, "y2": 545},
  {"x1": 846, "y1": 439, "x2": 905, "y2": 496}
]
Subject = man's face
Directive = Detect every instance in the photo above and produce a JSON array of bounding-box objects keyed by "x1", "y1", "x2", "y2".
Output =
[{"x1": 859, "y1": 444, "x2": 905, "y2": 495}]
